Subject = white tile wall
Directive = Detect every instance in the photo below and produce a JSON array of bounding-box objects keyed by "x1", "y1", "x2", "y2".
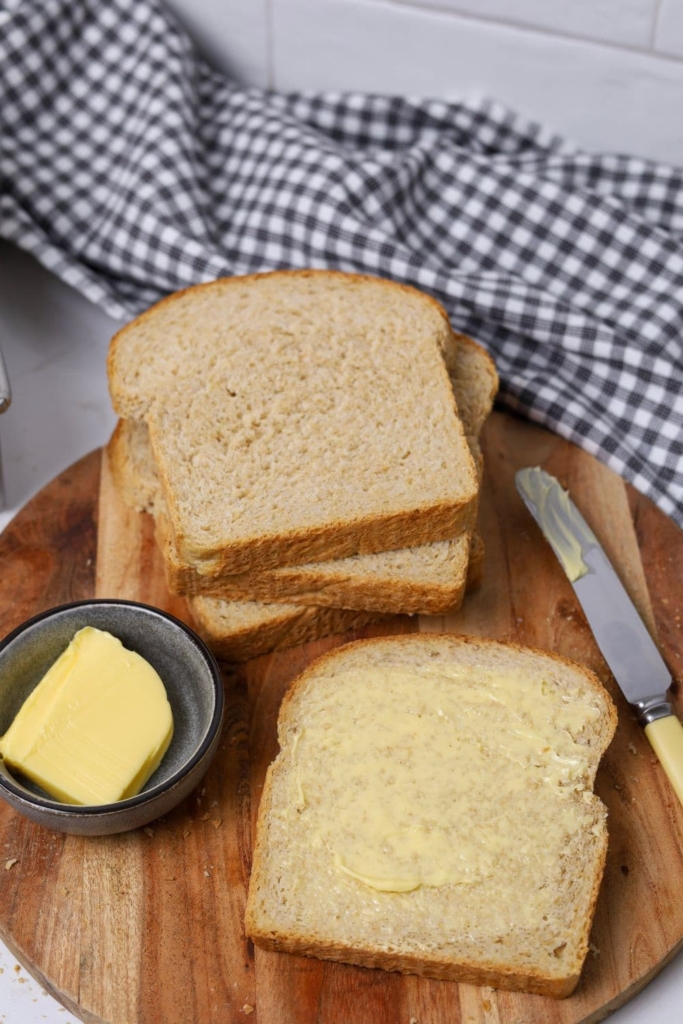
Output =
[
  {"x1": 165, "y1": 0, "x2": 270, "y2": 85},
  {"x1": 389, "y1": 0, "x2": 657, "y2": 48},
  {"x1": 167, "y1": 0, "x2": 683, "y2": 167},
  {"x1": 271, "y1": 0, "x2": 683, "y2": 165},
  {"x1": 655, "y1": 0, "x2": 683, "y2": 58}
]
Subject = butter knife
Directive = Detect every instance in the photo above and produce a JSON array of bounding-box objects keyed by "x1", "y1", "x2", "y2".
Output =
[{"x1": 515, "y1": 466, "x2": 683, "y2": 805}]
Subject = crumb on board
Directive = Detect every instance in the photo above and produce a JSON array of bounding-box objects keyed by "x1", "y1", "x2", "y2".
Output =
[
  {"x1": 4, "y1": 859, "x2": 17, "y2": 870},
  {"x1": 243, "y1": 1004, "x2": 254, "y2": 1015}
]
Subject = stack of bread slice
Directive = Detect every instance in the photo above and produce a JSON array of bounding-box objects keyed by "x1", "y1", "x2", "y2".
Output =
[{"x1": 106, "y1": 271, "x2": 498, "y2": 660}]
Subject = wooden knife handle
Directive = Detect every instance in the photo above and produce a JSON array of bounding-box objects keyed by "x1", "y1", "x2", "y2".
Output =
[{"x1": 645, "y1": 715, "x2": 683, "y2": 806}]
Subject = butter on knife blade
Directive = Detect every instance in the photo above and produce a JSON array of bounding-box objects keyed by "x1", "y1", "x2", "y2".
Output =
[
  {"x1": 515, "y1": 466, "x2": 683, "y2": 808},
  {"x1": 513, "y1": 466, "x2": 593, "y2": 582}
]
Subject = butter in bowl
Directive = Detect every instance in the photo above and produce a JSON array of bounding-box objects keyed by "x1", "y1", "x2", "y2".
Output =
[{"x1": 0, "y1": 600, "x2": 224, "y2": 835}]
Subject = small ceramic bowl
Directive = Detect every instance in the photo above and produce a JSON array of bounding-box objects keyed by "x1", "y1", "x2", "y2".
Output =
[{"x1": 0, "y1": 600, "x2": 224, "y2": 835}]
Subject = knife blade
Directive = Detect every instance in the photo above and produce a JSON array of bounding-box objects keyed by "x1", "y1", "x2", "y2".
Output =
[{"x1": 515, "y1": 466, "x2": 683, "y2": 806}]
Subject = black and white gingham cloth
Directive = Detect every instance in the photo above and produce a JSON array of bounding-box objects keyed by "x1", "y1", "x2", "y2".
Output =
[{"x1": 2, "y1": 0, "x2": 683, "y2": 525}]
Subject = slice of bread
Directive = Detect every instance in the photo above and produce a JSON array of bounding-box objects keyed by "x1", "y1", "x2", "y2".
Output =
[
  {"x1": 107, "y1": 271, "x2": 479, "y2": 573},
  {"x1": 107, "y1": 334, "x2": 496, "y2": 614},
  {"x1": 245, "y1": 634, "x2": 617, "y2": 996},
  {"x1": 187, "y1": 596, "x2": 386, "y2": 662}
]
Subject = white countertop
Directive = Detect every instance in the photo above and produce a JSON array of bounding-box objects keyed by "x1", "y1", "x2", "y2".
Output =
[{"x1": 0, "y1": 238, "x2": 681, "y2": 1022}]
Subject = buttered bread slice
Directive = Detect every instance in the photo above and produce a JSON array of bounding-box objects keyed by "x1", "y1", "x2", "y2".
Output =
[
  {"x1": 107, "y1": 271, "x2": 479, "y2": 574},
  {"x1": 246, "y1": 634, "x2": 616, "y2": 996}
]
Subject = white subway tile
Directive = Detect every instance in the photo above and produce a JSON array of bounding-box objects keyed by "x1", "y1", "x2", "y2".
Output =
[
  {"x1": 390, "y1": 0, "x2": 657, "y2": 48},
  {"x1": 271, "y1": 0, "x2": 683, "y2": 165},
  {"x1": 654, "y1": 0, "x2": 683, "y2": 58},
  {"x1": 164, "y1": 0, "x2": 270, "y2": 86}
]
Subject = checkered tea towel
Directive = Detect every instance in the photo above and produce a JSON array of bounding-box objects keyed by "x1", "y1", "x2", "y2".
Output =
[{"x1": 2, "y1": 0, "x2": 683, "y2": 524}]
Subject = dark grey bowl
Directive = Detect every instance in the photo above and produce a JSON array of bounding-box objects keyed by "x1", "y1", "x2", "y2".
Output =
[{"x1": 0, "y1": 600, "x2": 224, "y2": 835}]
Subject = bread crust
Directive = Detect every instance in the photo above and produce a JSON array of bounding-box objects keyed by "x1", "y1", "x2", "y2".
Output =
[
  {"x1": 187, "y1": 599, "x2": 386, "y2": 662},
  {"x1": 160, "y1": 521, "x2": 474, "y2": 613},
  {"x1": 165, "y1": 493, "x2": 477, "y2": 575},
  {"x1": 245, "y1": 634, "x2": 617, "y2": 997},
  {"x1": 246, "y1": 930, "x2": 582, "y2": 999},
  {"x1": 448, "y1": 331, "x2": 499, "y2": 435}
]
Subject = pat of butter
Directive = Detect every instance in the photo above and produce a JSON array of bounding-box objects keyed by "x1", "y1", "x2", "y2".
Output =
[{"x1": 0, "y1": 626, "x2": 173, "y2": 805}]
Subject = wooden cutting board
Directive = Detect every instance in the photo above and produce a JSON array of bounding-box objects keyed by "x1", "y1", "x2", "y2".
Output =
[{"x1": 1, "y1": 410, "x2": 683, "y2": 1024}]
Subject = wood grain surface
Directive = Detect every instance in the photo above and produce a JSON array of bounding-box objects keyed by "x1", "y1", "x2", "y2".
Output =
[{"x1": 1, "y1": 411, "x2": 683, "y2": 1024}]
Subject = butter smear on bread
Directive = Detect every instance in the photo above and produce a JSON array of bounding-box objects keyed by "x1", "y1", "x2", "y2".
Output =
[
  {"x1": 0, "y1": 627, "x2": 173, "y2": 805},
  {"x1": 288, "y1": 665, "x2": 602, "y2": 895}
]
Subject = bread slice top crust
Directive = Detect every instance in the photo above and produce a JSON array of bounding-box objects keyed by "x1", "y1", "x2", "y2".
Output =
[
  {"x1": 246, "y1": 634, "x2": 616, "y2": 997},
  {"x1": 107, "y1": 271, "x2": 478, "y2": 570}
]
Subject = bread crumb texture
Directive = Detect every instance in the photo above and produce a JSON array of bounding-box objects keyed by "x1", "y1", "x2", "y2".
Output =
[{"x1": 246, "y1": 635, "x2": 616, "y2": 996}]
